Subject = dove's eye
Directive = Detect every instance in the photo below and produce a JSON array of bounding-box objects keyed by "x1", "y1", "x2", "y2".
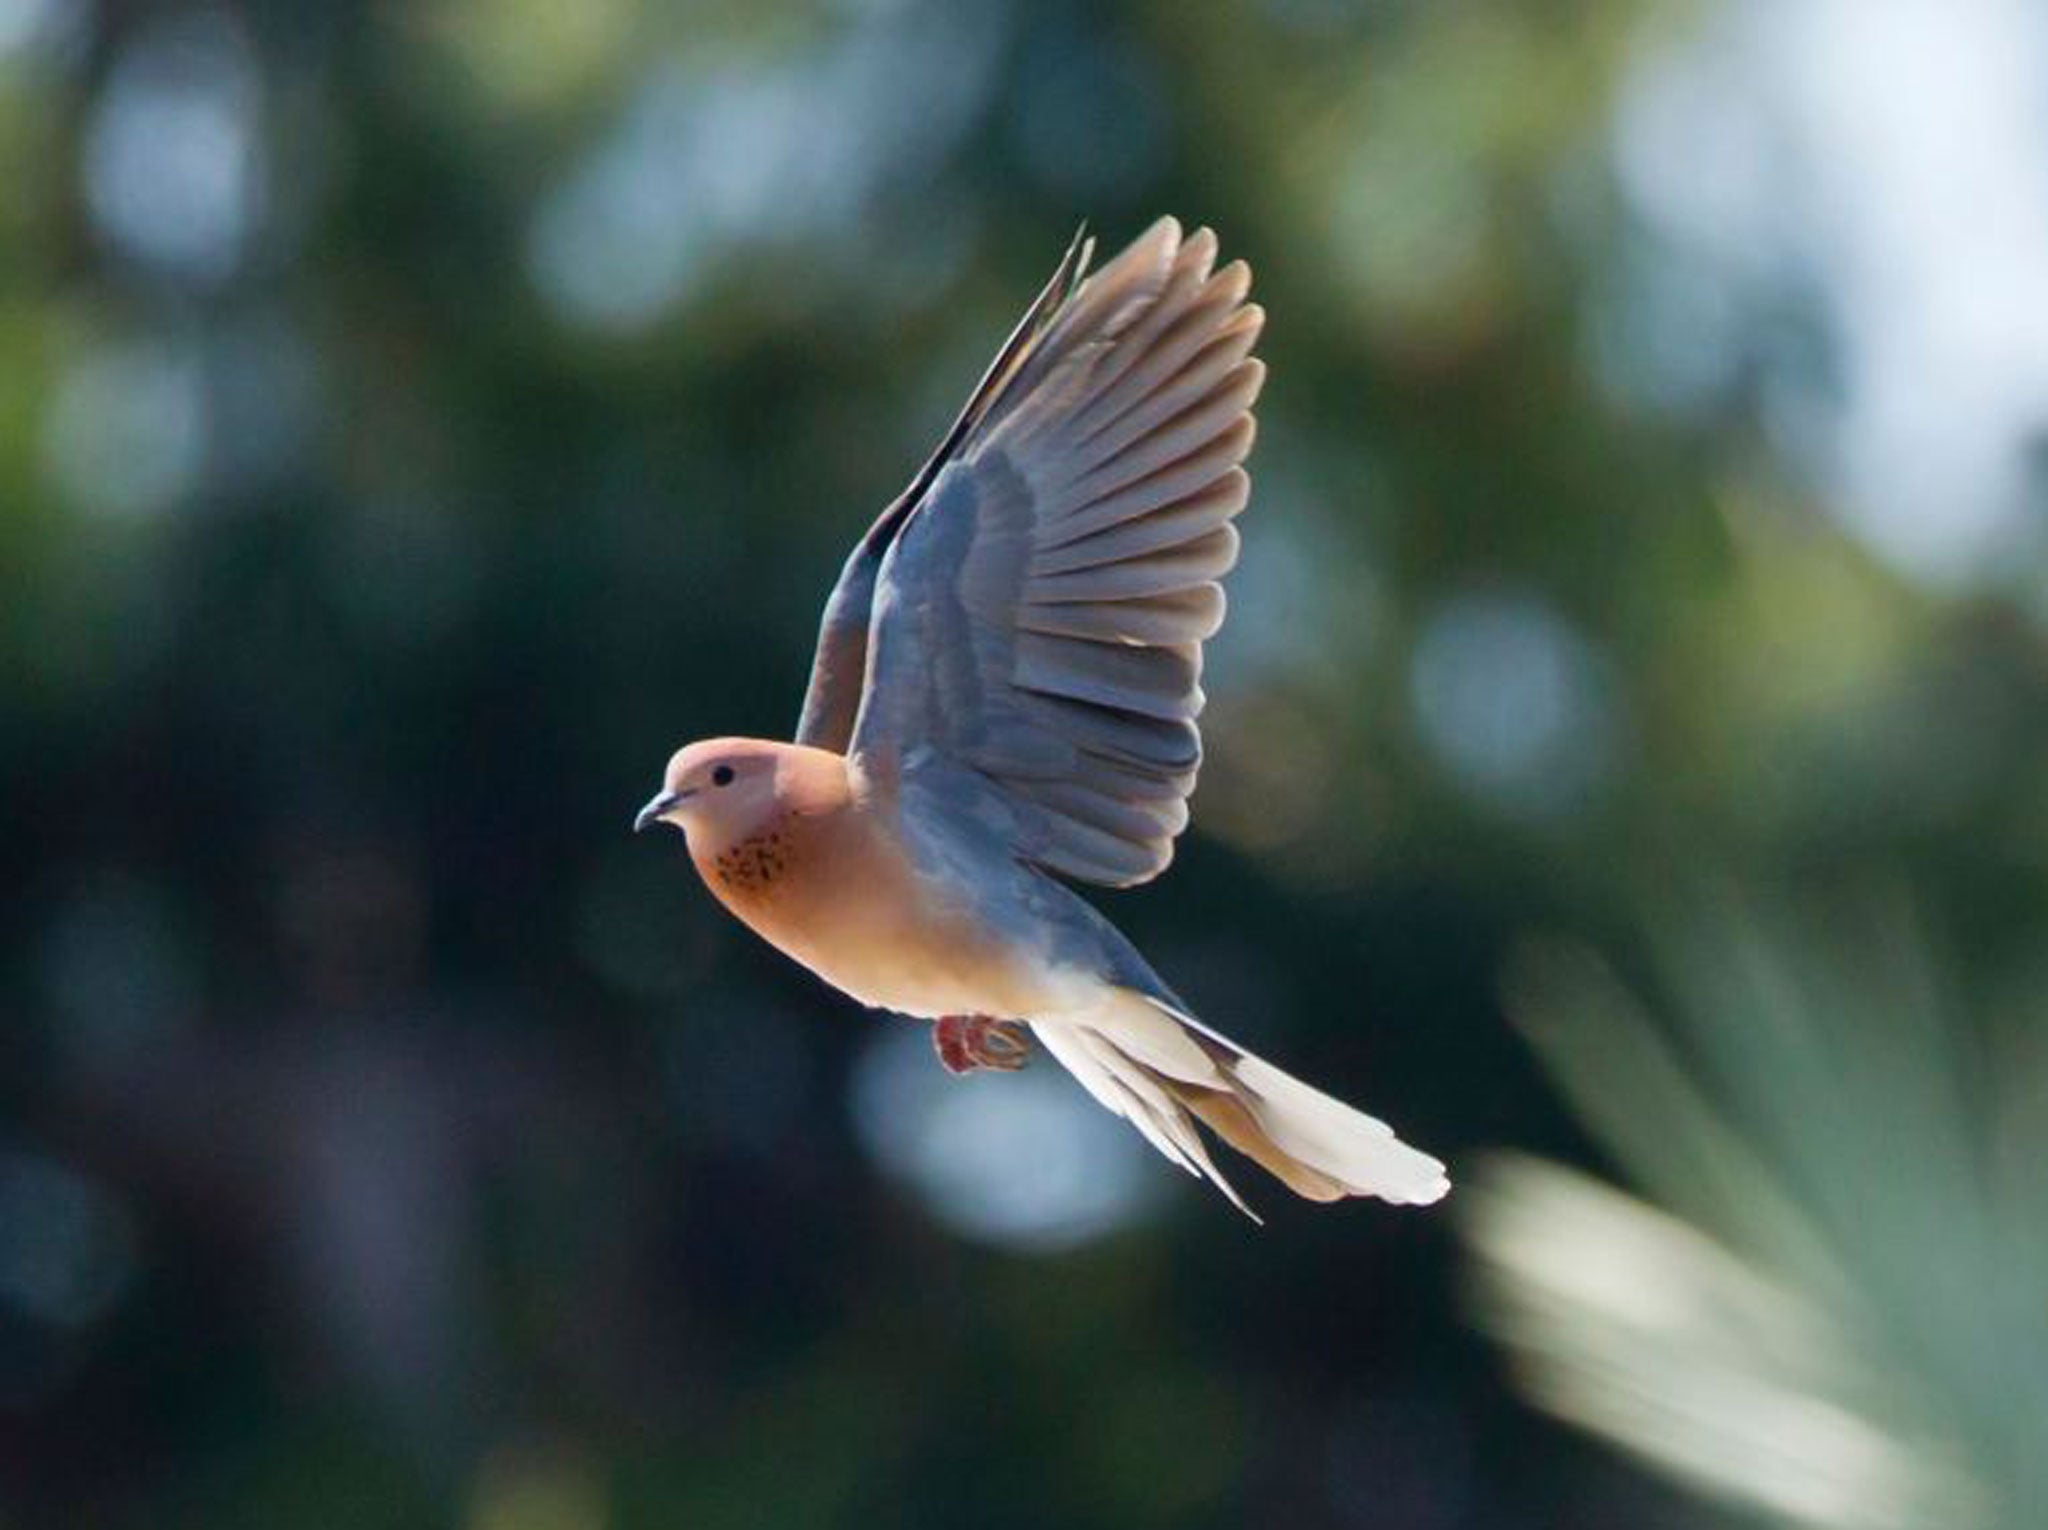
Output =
[{"x1": 712, "y1": 765, "x2": 735, "y2": 787}]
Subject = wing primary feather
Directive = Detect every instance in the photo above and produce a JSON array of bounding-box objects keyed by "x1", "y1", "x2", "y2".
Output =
[
  {"x1": 1069, "y1": 308, "x2": 1265, "y2": 463},
  {"x1": 1052, "y1": 371, "x2": 1265, "y2": 511},
  {"x1": 1061, "y1": 264, "x2": 1255, "y2": 448},
  {"x1": 1015, "y1": 584, "x2": 1226, "y2": 645},
  {"x1": 1012, "y1": 234, "x2": 1221, "y2": 454},
  {"x1": 1013, "y1": 634, "x2": 1203, "y2": 721},
  {"x1": 1026, "y1": 525, "x2": 1241, "y2": 605},
  {"x1": 1052, "y1": 418, "x2": 1257, "y2": 535},
  {"x1": 992, "y1": 219, "x2": 1181, "y2": 419},
  {"x1": 1015, "y1": 691, "x2": 1201, "y2": 771},
  {"x1": 1035, "y1": 469, "x2": 1249, "y2": 561}
]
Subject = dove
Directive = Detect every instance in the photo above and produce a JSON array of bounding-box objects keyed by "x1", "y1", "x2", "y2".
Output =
[{"x1": 636, "y1": 218, "x2": 1448, "y2": 1213}]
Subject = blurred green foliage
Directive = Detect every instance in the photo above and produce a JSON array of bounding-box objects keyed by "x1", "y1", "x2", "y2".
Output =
[
  {"x1": 2, "y1": 0, "x2": 2045, "y2": 1527},
  {"x1": 1468, "y1": 891, "x2": 2048, "y2": 1529}
]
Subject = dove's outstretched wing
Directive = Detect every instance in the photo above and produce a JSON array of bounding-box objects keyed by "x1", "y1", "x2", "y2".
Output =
[
  {"x1": 846, "y1": 217, "x2": 1264, "y2": 887},
  {"x1": 793, "y1": 228, "x2": 1094, "y2": 754}
]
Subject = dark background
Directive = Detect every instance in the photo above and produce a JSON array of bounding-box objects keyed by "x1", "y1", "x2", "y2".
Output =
[{"x1": 3, "y1": 1, "x2": 2045, "y2": 1526}]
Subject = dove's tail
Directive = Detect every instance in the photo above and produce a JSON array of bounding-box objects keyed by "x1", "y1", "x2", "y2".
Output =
[{"x1": 1032, "y1": 990, "x2": 1449, "y2": 1218}]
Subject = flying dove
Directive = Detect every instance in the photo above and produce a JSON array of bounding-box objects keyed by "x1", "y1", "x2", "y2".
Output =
[{"x1": 637, "y1": 219, "x2": 1448, "y2": 1214}]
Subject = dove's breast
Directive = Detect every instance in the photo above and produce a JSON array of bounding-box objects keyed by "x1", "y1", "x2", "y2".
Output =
[{"x1": 689, "y1": 799, "x2": 1069, "y2": 1020}]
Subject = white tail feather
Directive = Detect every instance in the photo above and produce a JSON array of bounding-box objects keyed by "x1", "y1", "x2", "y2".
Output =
[
  {"x1": 1227, "y1": 1052, "x2": 1451, "y2": 1206},
  {"x1": 1033, "y1": 991, "x2": 1449, "y2": 1213}
]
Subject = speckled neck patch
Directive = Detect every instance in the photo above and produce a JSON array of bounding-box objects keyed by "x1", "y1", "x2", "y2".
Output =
[{"x1": 712, "y1": 823, "x2": 793, "y2": 893}]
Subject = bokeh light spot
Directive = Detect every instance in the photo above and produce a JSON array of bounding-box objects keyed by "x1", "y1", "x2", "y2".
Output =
[
  {"x1": 42, "y1": 334, "x2": 208, "y2": 520},
  {"x1": 851, "y1": 1021, "x2": 1160, "y2": 1253},
  {"x1": 1410, "y1": 589, "x2": 1620, "y2": 820},
  {"x1": 80, "y1": 10, "x2": 265, "y2": 284},
  {"x1": 527, "y1": 2, "x2": 1001, "y2": 334}
]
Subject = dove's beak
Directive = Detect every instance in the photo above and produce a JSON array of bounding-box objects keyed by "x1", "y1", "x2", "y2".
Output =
[{"x1": 634, "y1": 789, "x2": 690, "y2": 833}]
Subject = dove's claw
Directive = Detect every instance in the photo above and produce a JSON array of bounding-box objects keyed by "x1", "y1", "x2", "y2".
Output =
[{"x1": 933, "y1": 1014, "x2": 1032, "y2": 1075}]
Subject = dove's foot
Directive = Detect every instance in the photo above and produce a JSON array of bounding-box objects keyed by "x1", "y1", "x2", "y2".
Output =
[{"x1": 933, "y1": 1014, "x2": 1032, "y2": 1075}]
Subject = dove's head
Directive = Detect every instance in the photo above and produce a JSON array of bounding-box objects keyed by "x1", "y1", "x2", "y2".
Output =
[{"x1": 634, "y1": 737, "x2": 792, "y2": 843}]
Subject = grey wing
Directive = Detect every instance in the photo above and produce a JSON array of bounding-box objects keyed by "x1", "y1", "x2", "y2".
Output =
[
  {"x1": 849, "y1": 217, "x2": 1265, "y2": 886},
  {"x1": 793, "y1": 228, "x2": 1094, "y2": 752}
]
